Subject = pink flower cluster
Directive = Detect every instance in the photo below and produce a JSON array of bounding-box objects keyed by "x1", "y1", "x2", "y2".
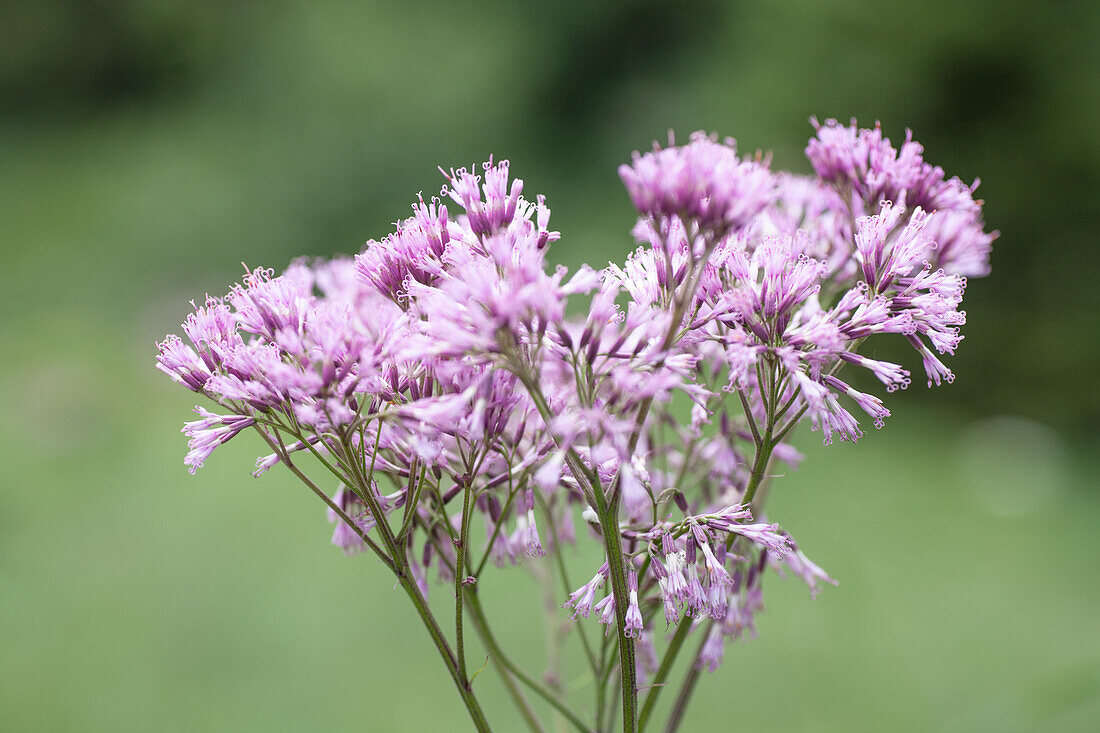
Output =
[{"x1": 158, "y1": 121, "x2": 993, "y2": 672}]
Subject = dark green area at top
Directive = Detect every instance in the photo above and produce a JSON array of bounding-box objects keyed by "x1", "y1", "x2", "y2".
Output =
[{"x1": 1, "y1": 0, "x2": 1096, "y2": 437}]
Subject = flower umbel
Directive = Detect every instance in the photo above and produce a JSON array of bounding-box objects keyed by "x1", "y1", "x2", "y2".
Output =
[{"x1": 157, "y1": 119, "x2": 992, "y2": 733}]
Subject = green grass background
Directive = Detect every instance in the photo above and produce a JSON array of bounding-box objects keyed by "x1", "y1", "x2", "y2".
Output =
[
  {"x1": 3, "y1": 386, "x2": 1097, "y2": 731},
  {"x1": 1, "y1": 1, "x2": 1098, "y2": 730}
]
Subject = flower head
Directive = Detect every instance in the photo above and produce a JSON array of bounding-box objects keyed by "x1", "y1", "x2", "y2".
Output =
[
  {"x1": 619, "y1": 132, "x2": 775, "y2": 236},
  {"x1": 181, "y1": 407, "x2": 254, "y2": 474},
  {"x1": 158, "y1": 123, "x2": 993, "y2": 683}
]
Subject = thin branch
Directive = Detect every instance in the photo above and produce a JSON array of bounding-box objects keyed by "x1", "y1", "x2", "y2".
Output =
[
  {"x1": 253, "y1": 425, "x2": 395, "y2": 572},
  {"x1": 736, "y1": 388, "x2": 761, "y2": 447}
]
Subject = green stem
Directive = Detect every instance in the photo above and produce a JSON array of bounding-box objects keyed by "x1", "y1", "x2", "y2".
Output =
[
  {"x1": 465, "y1": 590, "x2": 593, "y2": 733},
  {"x1": 398, "y1": 572, "x2": 494, "y2": 732},
  {"x1": 662, "y1": 432, "x2": 778, "y2": 732},
  {"x1": 742, "y1": 429, "x2": 775, "y2": 509},
  {"x1": 774, "y1": 404, "x2": 809, "y2": 445},
  {"x1": 661, "y1": 330, "x2": 861, "y2": 730},
  {"x1": 587, "y1": 238, "x2": 720, "y2": 732},
  {"x1": 473, "y1": 478, "x2": 521, "y2": 578},
  {"x1": 455, "y1": 481, "x2": 474, "y2": 680},
  {"x1": 737, "y1": 388, "x2": 761, "y2": 447},
  {"x1": 253, "y1": 426, "x2": 395, "y2": 572},
  {"x1": 339, "y1": 434, "x2": 402, "y2": 563},
  {"x1": 254, "y1": 425, "x2": 492, "y2": 731},
  {"x1": 510, "y1": 240, "x2": 716, "y2": 732},
  {"x1": 513, "y1": 372, "x2": 638, "y2": 732},
  {"x1": 620, "y1": 231, "x2": 718, "y2": 465},
  {"x1": 428, "y1": 529, "x2": 548, "y2": 733},
  {"x1": 397, "y1": 466, "x2": 427, "y2": 540},
  {"x1": 592, "y1": 489, "x2": 638, "y2": 733}
]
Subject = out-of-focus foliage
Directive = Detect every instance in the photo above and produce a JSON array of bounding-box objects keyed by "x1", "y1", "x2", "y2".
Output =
[{"x1": 1, "y1": 0, "x2": 1097, "y2": 433}]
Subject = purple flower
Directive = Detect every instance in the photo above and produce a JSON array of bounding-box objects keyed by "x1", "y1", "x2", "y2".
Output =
[
  {"x1": 807, "y1": 118, "x2": 975, "y2": 213},
  {"x1": 624, "y1": 568, "x2": 644, "y2": 637},
  {"x1": 805, "y1": 118, "x2": 993, "y2": 274},
  {"x1": 156, "y1": 335, "x2": 211, "y2": 392},
  {"x1": 723, "y1": 585, "x2": 764, "y2": 642},
  {"x1": 156, "y1": 124, "x2": 994, "y2": 684},
  {"x1": 564, "y1": 565, "x2": 607, "y2": 620},
  {"x1": 854, "y1": 201, "x2": 931, "y2": 292},
  {"x1": 838, "y1": 352, "x2": 911, "y2": 392},
  {"x1": 660, "y1": 535, "x2": 689, "y2": 603},
  {"x1": 697, "y1": 625, "x2": 725, "y2": 672},
  {"x1": 355, "y1": 200, "x2": 450, "y2": 305},
  {"x1": 908, "y1": 335, "x2": 956, "y2": 387},
  {"x1": 484, "y1": 509, "x2": 515, "y2": 568},
  {"x1": 252, "y1": 435, "x2": 323, "y2": 477},
  {"x1": 619, "y1": 131, "x2": 775, "y2": 236},
  {"x1": 594, "y1": 592, "x2": 616, "y2": 630},
  {"x1": 771, "y1": 545, "x2": 837, "y2": 599},
  {"x1": 822, "y1": 374, "x2": 890, "y2": 429},
  {"x1": 510, "y1": 490, "x2": 545, "y2": 558},
  {"x1": 442, "y1": 158, "x2": 524, "y2": 238},
  {"x1": 651, "y1": 555, "x2": 682, "y2": 625},
  {"x1": 682, "y1": 565, "x2": 707, "y2": 618},
  {"x1": 327, "y1": 485, "x2": 368, "y2": 556},
  {"x1": 691, "y1": 524, "x2": 733, "y2": 589},
  {"x1": 228, "y1": 266, "x2": 312, "y2": 345},
  {"x1": 724, "y1": 523, "x2": 792, "y2": 557},
  {"x1": 924, "y1": 208, "x2": 997, "y2": 277},
  {"x1": 534, "y1": 452, "x2": 565, "y2": 493},
  {"x1": 181, "y1": 297, "x2": 242, "y2": 371},
  {"x1": 181, "y1": 407, "x2": 254, "y2": 474}
]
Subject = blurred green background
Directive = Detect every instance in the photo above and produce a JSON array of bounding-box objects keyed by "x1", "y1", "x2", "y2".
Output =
[{"x1": 2, "y1": 1, "x2": 1098, "y2": 731}]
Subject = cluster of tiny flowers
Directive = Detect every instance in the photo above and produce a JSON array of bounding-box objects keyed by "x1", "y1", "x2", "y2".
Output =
[{"x1": 158, "y1": 120, "x2": 992, "y2": 674}]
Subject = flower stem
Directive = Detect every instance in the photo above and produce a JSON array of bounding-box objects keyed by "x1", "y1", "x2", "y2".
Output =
[
  {"x1": 465, "y1": 590, "x2": 593, "y2": 733},
  {"x1": 255, "y1": 425, "x2": 492, "y2": 731},
  {"x1": 397, "y1": 465, "x2": 427, "y2": 540},
  {"x1": 455, "y1": 480, "x2": 475, "y2": 681},
  {"x1": 427, "y1": 527, "x2": 572, "y2": 733},
  {"x1": 586, "y1": 242, "x2": 717, "y2": 731},
  {"x1": 742, "y1": 429, "x2": 775, "y2": 508},
  {"x1": 252, "y1": 426, "x2": 395, "y2": 572},
  {"x1": 593, "y1": 486, "x2": 638, "y2": 733},
  {"x1": 397, "y1": 571, "x2": 494, "y2": 732},
  {"x1": 661, "y1": 430, "x2": 777, "y2": 732},
  {"x1": 514, "y1": 371, "x2": 637, "y2": 732}
]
